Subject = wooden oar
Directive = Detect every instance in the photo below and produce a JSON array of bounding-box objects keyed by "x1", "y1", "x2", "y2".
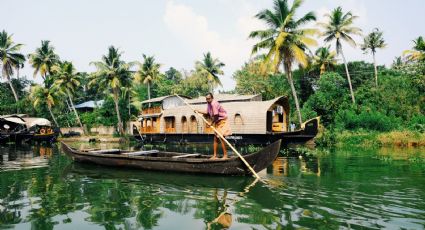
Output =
[{"x1": 175, "y1": 94, "x2": 263, "y2": 181}]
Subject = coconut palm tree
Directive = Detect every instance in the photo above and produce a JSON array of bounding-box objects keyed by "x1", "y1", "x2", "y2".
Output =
[
  {"x1": 0, "y1": 30, "x2": 26, "y2": 104},
  {"x1": 403, "y1": 36, "x2": 425, "y2": 62},
  {"x1": 392, "y1": 56, "x2": 404, "y2": 70},
  {"x1": 249, "y1": 0, "x2": 317, "y2": 125},
  {"x1": 319, "y1": 6, "x2": 362, "y2": 104},
  {"x1": 28, "y1": 40, "x2": 60, "y2": 86},
  {"x1": 313, "y1": 46, "x2": 337, "y2": 75},
  {"x1": 29, "y1": 84, "x2": 62, "y2": 128},
  {"x1": 361, "y1": 28, "x2": 386, "y2": 87},
  {"x1": 90, "y1": 46, "x2": 133, "y2": 135},
  {"x1": 195, "y1": 52, "x2": 225, "y2": 93},
  {"x1": 51, "y1": 61, "x2": 85, "y2": 134},
  {"x1": 134, "y1": 54, "x2": 161, "y2": 101}
]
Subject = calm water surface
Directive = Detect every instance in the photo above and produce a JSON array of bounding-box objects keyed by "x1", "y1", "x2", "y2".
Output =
[{"x1": 1, "y1": 143, "x2": 425, "y2": 229}]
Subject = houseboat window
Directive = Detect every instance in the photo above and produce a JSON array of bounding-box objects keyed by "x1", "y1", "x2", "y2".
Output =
[
  {"x1": 271, "y1": 106, "x2": 285, "y2": 132},
  {"x1": 181, "y1": 116, "x2": 188, "y2": 133},
  {"x1": 165, "y1": 116, "x2": 176, "y2": 133},
  {"x1": 190, "y1": 116, "x2": 197, "y2": 133},
  {"x1": 234, "y1": 114, "x2": 244, "y2": 125},
  {"x1": 152, "y1": 118, "x2": 157, "y2": 128}
]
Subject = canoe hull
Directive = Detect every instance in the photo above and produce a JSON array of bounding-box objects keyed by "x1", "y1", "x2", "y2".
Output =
[{"x1": 61, "y1": 140, "x2": 281, "y2": 175}]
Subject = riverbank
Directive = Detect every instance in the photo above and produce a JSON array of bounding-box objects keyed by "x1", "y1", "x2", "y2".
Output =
[{"x1": 317, "y1": 130, "x2": 425, "y2": 148}]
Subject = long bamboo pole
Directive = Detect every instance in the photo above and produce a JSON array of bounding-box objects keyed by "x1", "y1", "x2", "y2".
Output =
[{"x1": 175, "y1": 94, "x2": 262, "y2": 180}]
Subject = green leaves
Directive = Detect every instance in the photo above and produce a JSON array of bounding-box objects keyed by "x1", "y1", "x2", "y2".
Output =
[
  {"x1": 28, "y1": 40, "x2": 60, "y2": 81},
  {"x1": 195, "y1": 52, "x2": 225, "y2": 91}
]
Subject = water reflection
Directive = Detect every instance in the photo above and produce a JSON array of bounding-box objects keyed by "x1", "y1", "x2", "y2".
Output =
[
  {"x1": 0, "y1": 143, "x2": 425, "y2": 229},
  {"x1": 270, "y1": 157, "x2": 321, "y2": 177},
  {"x1": 0, "y1": 144, "x2": 54, "y2": 171}
]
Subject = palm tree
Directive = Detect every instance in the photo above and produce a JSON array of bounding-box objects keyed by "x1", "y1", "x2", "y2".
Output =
[
  {"x1": 313, "y1": 46, "x2": 337, "y2": 75},
  {"x1": 134, "y1": 54, "x2": 161, "y2": 101},
  {"x1": 28, "y1": 40, "x2": 60, "y2": 86},
  {"x1": 319, "y1": 6, "x2": 362, "y2": 104},
  {"x1": 195, "y1": 52, "x2": 225, "y2": 93},
  {"x1": 403, "y1": 36, "x2": 425, "y2": 62},
  {"x1": 249, "y1": 0, "x2": 317, "y2": 125},
  {"x1": 392, "y1": 56, "x2": 404, "y2": 70},
  {"x1": 0, "y1": 30, "x2": 26, "y2": 104},
  {"x1": 90, "y1": 46, "x2": 133, "y2": 135},
  {"x1": 361, "y1": 28, "x2": 386, "y2": 87},
  {"x1": 29, "y1": 85, "x2": 62, "y2": 128},
  {"x1": 51, "y1": 61, "x2": 85, "y2": 134}
]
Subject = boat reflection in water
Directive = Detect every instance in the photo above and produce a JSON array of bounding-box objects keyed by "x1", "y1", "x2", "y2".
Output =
[
  {"x1": 0, "y1": 144, "x2": 54, "y2": 171},
  {"x1": 270, "y1": 156, "x2": 321, "y2": 177},
  {"x1": 62, "y1": 163, "x2": 280, "y2": 230}
]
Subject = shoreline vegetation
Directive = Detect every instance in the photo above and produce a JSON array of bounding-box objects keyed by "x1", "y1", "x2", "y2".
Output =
[
  {"x1": 316, "y1": 129, "x2": 425, "y2": 148},
  {"x1": 1, "y1": 0, "x2": 424, "y2": 149}
]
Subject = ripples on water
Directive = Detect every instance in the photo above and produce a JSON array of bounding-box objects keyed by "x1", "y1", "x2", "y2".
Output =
[{"x1": 0, "y1": 143, "x2": 424, "y2": 229}]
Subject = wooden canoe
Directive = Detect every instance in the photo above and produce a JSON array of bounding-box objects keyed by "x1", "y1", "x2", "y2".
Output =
[{"x1": 61, "y1": 140, "x2": 281, "y2": 175}]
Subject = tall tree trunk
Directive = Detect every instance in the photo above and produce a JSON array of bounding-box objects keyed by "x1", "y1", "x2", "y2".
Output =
[
  {"x1": 128, "y1": 89, "x2": 131, "y2": 118},
  {"x1": 208, "y1": 80, "x2": 212, "y2": 93},
  {"x1": 147, "y1": 82, "x2": 151, "y2": 107},
  {"x1": 47, "y1": 106, "x2": 62, "y2": 135},
  {"x1": 340, "y1": 49, "x2": 356, "y2": 104},
  {"x1": 47, "y1": 106, "x2": 59, "y2": 127},
  {"x1": 65, "y1": 99, "x2": 73, "y2": 113},
  {"x1": 7, "y1": 76, "x2": 19, "y2": 103},
  {"x1": 6, "y1": 74, "x2": 20, "y2": 113},
  {"x1": 287, "y1": 71, "x2": 303, "y2": 126},
  {"x1": 113, "y1": 88, "x2": 124, "y2": 135},
  {"x1": 67, "y1": 90, "x2": 85, "y2": 134},
  {"x1": 373, "y1": 52, "x2": 378, "y2": 87}
]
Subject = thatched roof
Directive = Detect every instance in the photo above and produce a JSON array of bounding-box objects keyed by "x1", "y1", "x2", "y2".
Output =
[
  {"x1": 0, "y1": 115, "x2": 26, "y2": 124},
  {"x1": 22, "y1": 118, "x2": 52, "y2": 128}
]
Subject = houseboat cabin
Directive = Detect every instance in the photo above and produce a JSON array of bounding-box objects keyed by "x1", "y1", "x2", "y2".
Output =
[{"x1": 134, "y1": 94, "x2": 319, "y2": 145}]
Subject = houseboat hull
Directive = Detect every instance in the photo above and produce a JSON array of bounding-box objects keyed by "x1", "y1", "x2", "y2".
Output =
[{"x1": 133, "y1": 117, "x2": 319, "y2": 145}]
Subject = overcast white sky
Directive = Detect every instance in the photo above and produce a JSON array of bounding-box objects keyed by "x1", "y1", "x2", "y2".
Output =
[{"x1": 1, "y1": 0, "x2": 424, "y2": 90}]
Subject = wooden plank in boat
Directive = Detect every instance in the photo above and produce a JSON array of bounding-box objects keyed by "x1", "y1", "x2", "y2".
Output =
[
  {"x1": 89, "y1": 149, "x2": 120, "y2": 154},
  {"x1": 122, "y1": 150, "x2": 159, "y2": 156},
  {"x1": 172, "y1": 153, "x2": 200, "y2": 159}
]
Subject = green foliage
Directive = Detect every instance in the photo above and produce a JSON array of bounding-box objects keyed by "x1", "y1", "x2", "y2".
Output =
[
  {"x1": 79, "y1": 96, "x2": 137, "y2": 131},
  {"x1": 408, "y1": 115, "x2": 425, "y2": 133},
  {"x1": 0, "y1": 79, "x2": 34, "y2": 114},
  {"x1": 315, "y1": 127, "x2": 336, "y2": 147},
  {"x1": 335, "y1": 107, "x2": 401, "y2": 132},
  {"x1": 173, "y1": 70, "x2": 209, "y2": 98},
  {"x1": 302, "y1": 72, "x2": 350, "y2": 125},
  {"x1": 233, "y1": 60, "x2": 291, "y2": 100}
]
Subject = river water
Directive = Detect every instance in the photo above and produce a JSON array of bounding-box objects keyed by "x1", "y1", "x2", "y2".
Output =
[{"x1": 0, "y1": 143, "x2": 424, "y2": 229}]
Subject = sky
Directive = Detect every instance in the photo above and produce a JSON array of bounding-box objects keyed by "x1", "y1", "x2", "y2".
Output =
[{"x1": 1, "y1": 0, "x2": 424, "y2": 91}]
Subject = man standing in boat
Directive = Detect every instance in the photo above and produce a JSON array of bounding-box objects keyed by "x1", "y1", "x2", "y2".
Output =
[{"x1": 195, "y1": 93, "x2": 232, "y2": 159}]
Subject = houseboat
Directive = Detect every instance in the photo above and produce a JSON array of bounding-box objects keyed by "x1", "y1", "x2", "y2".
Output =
[
  {"x1": 0, "y1": 114, "x2": 58, "y2": 143},
  {"x1": 132, "y1": 94, "x2": 319, "y2": 145}
]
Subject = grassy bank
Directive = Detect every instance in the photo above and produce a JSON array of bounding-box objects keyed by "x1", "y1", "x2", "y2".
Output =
[{"x1": 317, "y1": 129, "x2": 425, "y2": 148}]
